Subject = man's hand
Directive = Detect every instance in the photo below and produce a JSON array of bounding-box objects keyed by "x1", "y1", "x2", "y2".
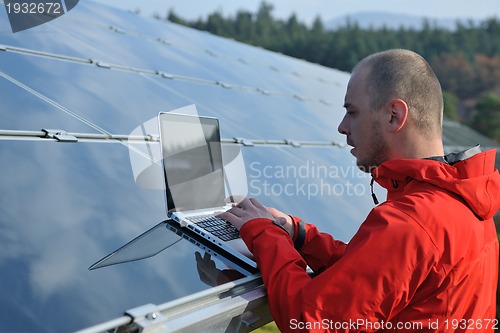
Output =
[
  {"x1": 217, "y1": 197, "x2": 274, "y2": 230},
  {"x1": 217, "y1": 198, "x2": 295, "y2": 239},
  {"x1": 195, "y1": 251, "x2": 220, "y2": 287},
  {"x1": 267, "y1": 207, "x2": 294, "y2": 239}
]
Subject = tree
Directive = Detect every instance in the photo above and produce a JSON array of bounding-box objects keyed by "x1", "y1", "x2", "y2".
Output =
[
  {"x1": 283, "y1": 14, "x2": 308, "y2": 58},
  {"x1": 430, "y1": 53, "x2": 477, "y2": 99},
  {"x1": 166, "y1": 9, "x2": 187, "y2": 25},
  {"x1": 307, "y1": 16, "x2": 329, "y2": 64},
  {"x1": 234, "y1": 11, "x2": 255, "y2": 42},
  {"x1": 470, "y1": 93, "x2": 500, "y2": 142},
  {"x1": 206, "y1": 11, "x2": 233, "y2": 37},
  {"x1": 442, "y1": 91, "x2": 459, "y2": 121},
  {"x1": 255, "y1": 1, "x2": 275, "y2": 48},
  {"x1": 474, "y1": 54, "x2": 500, "y2": 94}
]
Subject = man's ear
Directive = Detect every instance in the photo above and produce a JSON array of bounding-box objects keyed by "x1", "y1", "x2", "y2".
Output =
[{"x1": 387, "y1": 99, "x2": 409, "y2": 132}]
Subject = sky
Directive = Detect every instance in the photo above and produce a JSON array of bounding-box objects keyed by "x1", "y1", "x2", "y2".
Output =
[{"x1": 92, "y1": 0, "x2": 500, "y2": 25}]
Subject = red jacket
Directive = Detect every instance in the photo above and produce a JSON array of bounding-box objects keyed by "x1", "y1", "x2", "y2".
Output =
[{"x1": 240, "y1": 149, "x2": 500, "y2": 332}]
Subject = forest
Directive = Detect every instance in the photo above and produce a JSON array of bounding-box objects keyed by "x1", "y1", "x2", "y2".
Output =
[{"x1": 160, "y1": 2, "x2": 500, "y2": 143}]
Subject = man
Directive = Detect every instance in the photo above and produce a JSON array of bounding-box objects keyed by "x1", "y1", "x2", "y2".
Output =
[{"x1": 218, "y1": 49, "x2": 500, "y2": 332}]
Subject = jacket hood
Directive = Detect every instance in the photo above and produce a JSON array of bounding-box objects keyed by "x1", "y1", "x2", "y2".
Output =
[{"x1": 373, "y1": 148, "x2": 500, "y2": 220}]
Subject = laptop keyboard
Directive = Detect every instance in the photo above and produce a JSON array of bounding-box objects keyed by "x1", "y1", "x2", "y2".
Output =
[{"x1": 186, "y1": 215, "x2": 240, "y2": 241}]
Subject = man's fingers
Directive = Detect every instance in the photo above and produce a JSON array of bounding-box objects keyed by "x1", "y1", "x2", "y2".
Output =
[
  {"x1": 216, "y1": 210, "x2": 243, "y2": 223},
  {"x1": 237, "y1": 197, "x2": 266, "y2": 211},
  {"x1": 249, "y1": 197, "x2": 266, "y2": 210},
  {"x1": 215, "y1": 211, "x2": 231, "y2": 221},
  {"x1": 218, "y1": 198, "x2": 276, "y2": 231},
  {"x1": 232, "y1": 209, "x2": 247, "y2": 218},
  {"x1": 195, "y1": 251, "x2": 213, "y2": 266},
  {"x1": 225, "y1": 206, "x2": 246, "y2": 218}
]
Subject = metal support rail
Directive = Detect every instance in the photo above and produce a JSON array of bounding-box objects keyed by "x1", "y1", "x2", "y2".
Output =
[
  {"x1": 74, "y1": 273, "x2": 271, "y2": 333},
  {"x1": 0, "y1": 129, "x2": 158, "y2": 143},
  {"x1": 0, "y1": 129, "x2": 346, "y2": 148},
  {"x1": 2, "y1": 130, "x2": 494, "y2": 153},
  {"x1": 0, "y1": 44, "x2": 335, "y2": 105},
  {"x1": 0, "y1": 16, "x2": 344, "y2": 89}
]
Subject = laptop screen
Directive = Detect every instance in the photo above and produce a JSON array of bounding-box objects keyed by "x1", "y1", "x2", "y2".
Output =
[{"x1": 159, "y1": 113, "x2": 226, "y2": 211}]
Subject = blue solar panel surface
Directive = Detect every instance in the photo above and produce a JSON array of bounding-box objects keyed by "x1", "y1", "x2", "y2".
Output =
[{"x1": 0, "y1": 2, "x2": 384, "y2": 331}]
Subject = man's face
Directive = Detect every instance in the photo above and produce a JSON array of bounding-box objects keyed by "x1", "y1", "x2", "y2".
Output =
[{"x1": 338, "y1": 68, "x2": 390, "y2": 173}]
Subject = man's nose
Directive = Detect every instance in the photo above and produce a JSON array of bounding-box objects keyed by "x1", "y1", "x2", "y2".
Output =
[{"x1": 338, "y1": 114, "x2": 349, "y2": 135}]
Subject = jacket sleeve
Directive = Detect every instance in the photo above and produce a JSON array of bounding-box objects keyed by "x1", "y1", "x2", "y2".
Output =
[
  {"x1": 239, "y1": 205, "x2": 437, "y2": 333},
  {"x1": 292, "y1": 217, "x2": 347, "y2": 274}
]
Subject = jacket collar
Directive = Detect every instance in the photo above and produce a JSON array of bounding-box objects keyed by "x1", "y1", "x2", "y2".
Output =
[{"x1": 370, "y1": 147, "x2": 500, "y2": 220}]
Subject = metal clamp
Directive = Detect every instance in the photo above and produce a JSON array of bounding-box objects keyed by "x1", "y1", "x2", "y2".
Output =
[
  {"x1": 234, "y1": 137, "x2": 254, "y2": 147},
  {"x1": 124, "y1": 303, "x2": 168, "y2": 333},
  {"x1": 90, "y1": 60, "x2": 111, "y2": 68},
  {"x1": 285, "y1": 139, "x2": 302, "y2": 148},
  {"x1": 41, "y1": 129, "x2": 78, "y2": 142}
]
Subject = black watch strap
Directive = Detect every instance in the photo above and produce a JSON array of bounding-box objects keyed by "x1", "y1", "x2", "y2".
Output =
[
  {"x1": 272, "y1": 219, "x2": 289, "y2": 235},
  {"x1": 294, "y1": 220, "x2": 306, "y2": 250}
]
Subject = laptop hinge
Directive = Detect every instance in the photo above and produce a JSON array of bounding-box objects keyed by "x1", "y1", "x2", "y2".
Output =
[{"x1": 172, "y1": 211, "x2": 187, "y2": 227}]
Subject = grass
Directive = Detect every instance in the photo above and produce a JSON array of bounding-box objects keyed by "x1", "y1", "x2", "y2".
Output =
[{"x1": 252, "y1": 321, "x2": 280, "y2": 332}]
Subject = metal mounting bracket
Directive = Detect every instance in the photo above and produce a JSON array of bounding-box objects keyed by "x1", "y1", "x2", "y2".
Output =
[
  {"x1": 285, "y1": 139, "x2": 302, "y2": 147},
  {"x1": 234, "y1": 137, "x2": 254, "y2": 147},
  {"x1": 124, "y1": 303, "x2": 169, "y2": 333},
  {"x1": 41, "y1": 129, "x2": 78, "y2": 142}
]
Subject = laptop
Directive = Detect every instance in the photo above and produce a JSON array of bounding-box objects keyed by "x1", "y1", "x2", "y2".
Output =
[
  {"x1": 158, "y1": 112, "x2": 256, "y2": 269},
  {"x1": 164, "y1": 220, "x2": 258, "y2": 275}
]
